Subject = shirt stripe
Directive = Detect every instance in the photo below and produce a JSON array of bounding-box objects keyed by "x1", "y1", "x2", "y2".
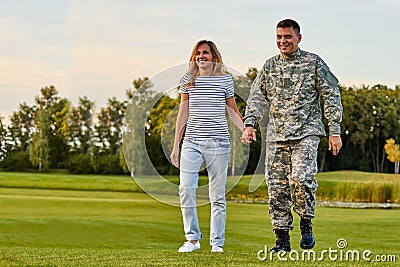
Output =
[{"x1": 180, "y1": 73, "x2": 234, "y2": 141}]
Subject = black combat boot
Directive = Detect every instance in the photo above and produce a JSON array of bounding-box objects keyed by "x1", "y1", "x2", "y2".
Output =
[
  {"x1": 270, "y1": 229, "x2": 291, "y2": 253},
  {"x1": 300, "y1": 218, "x2": 315, "y2": 249}
]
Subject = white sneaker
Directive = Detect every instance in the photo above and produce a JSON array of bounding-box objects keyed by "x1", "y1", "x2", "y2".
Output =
[
  {"x1": 178, "y1": 241, "x2": 200, "y2": 252},
  {"x1": 211, "y1": 246, "x2": 224, "y2": 253}
]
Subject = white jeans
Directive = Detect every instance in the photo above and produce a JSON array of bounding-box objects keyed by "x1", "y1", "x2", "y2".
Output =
[{"x1": 179, "y1": 139, "x2": 231, "y2": 247}]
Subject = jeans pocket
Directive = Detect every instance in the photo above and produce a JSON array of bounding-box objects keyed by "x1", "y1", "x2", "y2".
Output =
[{"x1": 218, "y1": 141, "x2": 231, "y2": 152}]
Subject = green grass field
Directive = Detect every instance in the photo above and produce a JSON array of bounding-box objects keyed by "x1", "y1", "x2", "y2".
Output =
[
  {"x1": 0, "y1": 170, "x2": 399, "y2": 204},
  {"x1": 0, "y1": 172, "x2": 399, "y2": 266}
]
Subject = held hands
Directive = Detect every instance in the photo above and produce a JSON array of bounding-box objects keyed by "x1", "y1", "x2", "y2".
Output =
[
  {"x1": 328, "y1": 135, "x2": 342, "y2": 156},
  {"x1": 240, "y1": 126, "x2": 257, "y2": 144},
  {"x1": 240, "y1": 129, "x2": 343, "y2": 155}
]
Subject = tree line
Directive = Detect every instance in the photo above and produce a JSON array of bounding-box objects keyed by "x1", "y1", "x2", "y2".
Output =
[{"x1": 0, "y1": 68, "x2": 399, "y2": 174}]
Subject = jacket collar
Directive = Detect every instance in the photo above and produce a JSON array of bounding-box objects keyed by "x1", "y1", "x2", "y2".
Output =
[{"x1": 280, "y1": 48, "x2": 301, "y2": 61}]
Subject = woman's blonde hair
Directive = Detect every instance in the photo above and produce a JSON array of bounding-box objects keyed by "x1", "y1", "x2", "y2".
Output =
[{"x1": 184, "y1": 40, "x2": 226, "y2": 89}]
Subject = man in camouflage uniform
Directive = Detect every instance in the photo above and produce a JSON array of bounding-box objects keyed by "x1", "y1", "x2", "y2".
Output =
[{"x1": 241, "y1": 19, "x2": 343, "y2": 252}]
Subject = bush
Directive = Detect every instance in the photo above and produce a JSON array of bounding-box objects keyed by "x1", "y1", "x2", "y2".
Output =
[
  {"x1": 68, "y1": 153, "x2": 93, "y2": 174},
  {"x1": 0, "y1": 151, "x2": 33, "y2": 171},
  {"x1": 317, "y1": 180, "x2": 400, "y2": 203},
  {"x1": 96, "y1": 154, "x2": 124, "y2": 175}
]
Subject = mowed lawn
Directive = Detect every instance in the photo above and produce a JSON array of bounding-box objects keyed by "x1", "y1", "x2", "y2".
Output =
[{"x1": 0, "y1": 172, "x2": 399, "y2": 266}]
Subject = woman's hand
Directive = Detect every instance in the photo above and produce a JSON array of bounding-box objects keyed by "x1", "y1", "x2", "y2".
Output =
[{"x1": 170, "y1": 149, "x2": 180, "y2": 168}]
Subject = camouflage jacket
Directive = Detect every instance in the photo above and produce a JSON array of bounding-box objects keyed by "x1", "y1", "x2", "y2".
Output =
[{"x1": 244, "y1": 48, "x2": 343, "y2": 141}]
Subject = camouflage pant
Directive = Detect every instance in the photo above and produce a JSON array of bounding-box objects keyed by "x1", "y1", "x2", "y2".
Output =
[{"x1": 265, "y1": 135, "x2": 320, "y2": 230}]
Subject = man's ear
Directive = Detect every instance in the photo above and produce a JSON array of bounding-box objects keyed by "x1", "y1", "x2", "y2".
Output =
[{"x1": 298, "y1": 33, "x2": 302, "y2": 43}]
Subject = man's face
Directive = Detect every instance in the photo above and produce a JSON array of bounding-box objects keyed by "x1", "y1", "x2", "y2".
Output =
[{"x1": 276, "y1": 26, "x2": 302, "y2": 55}]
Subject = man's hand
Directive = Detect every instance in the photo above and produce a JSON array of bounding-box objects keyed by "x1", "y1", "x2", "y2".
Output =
[
  {"x1": 328, "y1": 135, "x2": 342, "y2": 156},
  {"x1": 240, "y1": 126, "x2": 257, "y2": 144}
]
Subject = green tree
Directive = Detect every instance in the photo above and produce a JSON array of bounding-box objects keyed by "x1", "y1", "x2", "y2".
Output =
[
  {"x1": 336, "y1": 84, "x2": 399, "y2": 172},
  {"x1": 92, "y1": 98, "x2": 126, "y2": 155},
  {"x1": 107, "y1": 97, "x2": 127, "y2": 155},
  {"x1": 123, "y1": 77, "x2": 161, "y2": 175},
  {"x1": 8, "y1": 103, "x2": 35, "y2": 152},
  {"x1": 0, "y1": 115, "x2": 6, "y2": 161},
  {"x1": 0, "y1": 103, "x2": 36, "y2": 170},
  {"x1": 91, "y1": 97, "x2": 126, "y2": 174},
  {"x1": 67, "y1": 97, "x2": 95, "y2": 174},
  {"x1": 34, "y1": 86, "x2": 69, "y2": 169},
  {"x1": 67, "y1": 96, "x2": 94, "y2": 154},
  {"x1": 147, "y1": 95, "x2": 180, "y2": 174},
  {"x1": 29, "y1": 105, "x2": 50, "y2": 171}
]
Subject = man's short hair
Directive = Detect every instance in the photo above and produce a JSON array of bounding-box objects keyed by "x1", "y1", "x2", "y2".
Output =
[{"x1": 277, "y1": 19, "x2": 300, "y2": 34}]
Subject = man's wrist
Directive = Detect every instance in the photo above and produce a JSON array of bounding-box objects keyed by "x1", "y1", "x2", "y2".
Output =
[{"x1": 243, "y1": 123, "x2": 254, "y2": 130}]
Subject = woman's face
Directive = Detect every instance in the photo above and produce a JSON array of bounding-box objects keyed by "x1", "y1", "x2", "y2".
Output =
[{"x1": 195, "y1": 43, "x2": 214, "y2": 70}]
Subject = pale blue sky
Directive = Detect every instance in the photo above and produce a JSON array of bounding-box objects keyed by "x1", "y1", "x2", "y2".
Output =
[{"x1": 1, "y1": 0, "x2": 399, "y2": 120}]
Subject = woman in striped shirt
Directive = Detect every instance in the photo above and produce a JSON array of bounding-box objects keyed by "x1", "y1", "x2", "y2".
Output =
[{"x1": 171, "y1": 40, "x2": 244, "y2": 253}]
